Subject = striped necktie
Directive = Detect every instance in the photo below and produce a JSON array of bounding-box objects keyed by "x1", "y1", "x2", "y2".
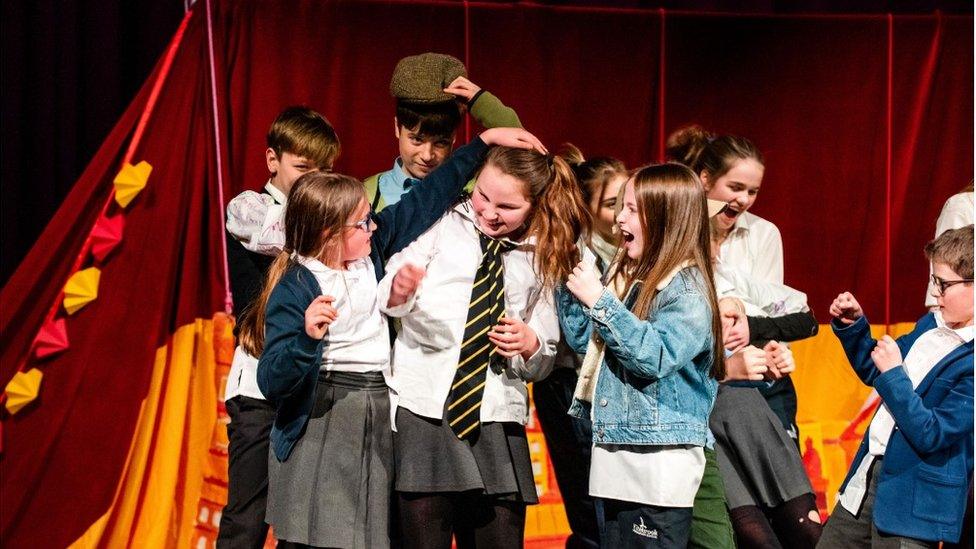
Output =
[{"x1": 446, "y1": 233, "x2": 512, "y2": 439}]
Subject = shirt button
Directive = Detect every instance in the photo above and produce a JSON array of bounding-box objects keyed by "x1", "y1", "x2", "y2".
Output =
[
  {"x1": 595, "y1": 309, "x2": 605, "y2": 320},
  {"x1": 599, "y1": 398, "x2": 608, "y2": 407}
]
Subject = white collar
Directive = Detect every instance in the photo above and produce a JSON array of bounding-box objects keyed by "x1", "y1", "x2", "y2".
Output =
[
  {"x1": 934, "y1": 311, "x2": 975, "y2": 343},
  {"x1": 264, "y1": 180, "x2": 288, "y2": 205},
  {"x1": 655, "y1": 260, "x2": 694, "y2": 291},
  {"x1": 293, "y1": 254, "x2": 368, "y2": 274}
]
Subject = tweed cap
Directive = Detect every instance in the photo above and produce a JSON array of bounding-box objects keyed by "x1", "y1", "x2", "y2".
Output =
[{"x1": 390, "y1": 53, "x2": 467, "y2": 103}]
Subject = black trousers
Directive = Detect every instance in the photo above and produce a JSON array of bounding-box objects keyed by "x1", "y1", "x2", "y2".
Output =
[
  {"x1": 596, "y1": 498, "x2": 694, "y2": 549},
  {"x1": 216, "y1": 395, "x2": 277, "y2": 549},
  {"x1": 533, "y1": 367, "x2": 600, "y2": 549}
]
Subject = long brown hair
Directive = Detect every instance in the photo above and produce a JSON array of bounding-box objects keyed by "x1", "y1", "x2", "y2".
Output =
[
  {"x1": 609, "y1": 163, "x2": 725, "y2": 379},
  {"x1": 479, "y1": 146, "x2": 592, "y2": 289},
  {"x1": 238, "y1": 172, "x2": 366, "y2": 356}
]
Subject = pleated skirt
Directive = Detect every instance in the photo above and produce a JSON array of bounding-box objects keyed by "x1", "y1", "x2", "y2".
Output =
[
  {"x1": 709, "y1": 384, "x2": 813, "y2": 509},
  {"x1": 393, "y1": 403, "x2": 538, "y2": 504},
  {"x1": 266, "y1": 370, "x2": 392, "y2": 548}
]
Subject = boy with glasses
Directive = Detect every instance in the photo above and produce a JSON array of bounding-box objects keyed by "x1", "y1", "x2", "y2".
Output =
[{"x1": 819, "y1": 225, "x2": 974, "y2": 547}]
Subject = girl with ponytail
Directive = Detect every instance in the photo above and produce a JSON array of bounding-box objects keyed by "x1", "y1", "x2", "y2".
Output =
[
  {"x1": 376, "y1": 145, "x2": 590, "y2": 548},
  {"x1": 242, "y1": 127, "x2": 545, "y2": 549},
  {"x1": 669, "y1": 126, "x2": 823, "y2": 548}
]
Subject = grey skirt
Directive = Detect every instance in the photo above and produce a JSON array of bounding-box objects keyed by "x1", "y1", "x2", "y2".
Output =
[
  {"x1": 266, "y1": 370, "x2": 392, "y2": 548},
  {"x1": 709, "y1": 384, "x2": 813, "y2": 509},
  {"x1": 393, "y1": 404, "x2": 538, "y2": 504}
]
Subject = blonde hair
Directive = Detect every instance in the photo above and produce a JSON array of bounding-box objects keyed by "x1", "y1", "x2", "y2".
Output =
[
  {"x1": 609, "y1": 163, "x2": 725, "y2": 379},
  {"x1": 238, "y1": 172, "x2": 365, "y2": 356}
]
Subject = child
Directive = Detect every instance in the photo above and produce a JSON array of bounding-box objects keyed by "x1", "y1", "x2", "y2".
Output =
[
  {"x1": 377, "y1": 146, "x2": 589, "y2": 548},
  {"x1": 667, "y1": 126, "x2": 804, "y2": 440},
  {"x1": 364, "y1": 52, "x2": 521, "y2": 211},
  {"x1": 558, "y1": 163, "x2": 725, "y2": 548},
  {"x1": 818, "y1": 226, "x2": 974, "y2": 547},
  {"x1": 244, "y1": 127, "x2": 545, "y2": 549},
  {"x1": 218, "y1": 106, "x2": 339, "y2": 549}
]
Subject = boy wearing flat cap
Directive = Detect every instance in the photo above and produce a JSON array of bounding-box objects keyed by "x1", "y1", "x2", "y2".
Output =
[{"x1": 364, "y1": 52, "x2": 521, "y2": 211}]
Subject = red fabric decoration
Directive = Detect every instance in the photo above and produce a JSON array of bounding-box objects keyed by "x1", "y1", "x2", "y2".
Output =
[
  {"x1": 32, "y1": 318, "x2": 70, "y2": 360},
  {"x1": 90, "y1": 212, "x2": 125, "y2": 262}
]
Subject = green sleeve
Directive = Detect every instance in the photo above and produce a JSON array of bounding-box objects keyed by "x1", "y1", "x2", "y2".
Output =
[
  {"x1": 362, "y1": 173, "x2": 387, "y2": 212},
  {"x1": 469, "y1": 90, "x2": 522, "y2": 129}
]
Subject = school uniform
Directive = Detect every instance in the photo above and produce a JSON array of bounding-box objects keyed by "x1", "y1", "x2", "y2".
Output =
[
  {"x1": 378, "y1": 201, "x2": 559, "y2": 546},
  {"x1": 820, "y1": 313, "x2": 974, "y2": 547},
  {"x1": 218, "y1": 181, "x2": 286, "y2": 549}
]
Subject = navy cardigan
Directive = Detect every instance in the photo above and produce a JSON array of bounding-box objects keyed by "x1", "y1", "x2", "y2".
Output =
[
  {"x1": 834, "y1": 313, "x2": 973, "y2": 543},
  {"x1": 257, "y1": 137, "x2": 489, "y2": 461}
]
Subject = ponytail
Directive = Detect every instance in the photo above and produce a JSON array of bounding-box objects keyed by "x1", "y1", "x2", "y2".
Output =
[
  {"x1": 238, "y1": 251, "x2": 293, "y2": 357},
  {"x1": 528, "y1": 155, "x2": 592, "y2": 288}
]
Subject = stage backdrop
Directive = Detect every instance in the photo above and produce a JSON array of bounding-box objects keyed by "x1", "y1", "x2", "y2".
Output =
[{"x1": 0, "y1": 1, "x2": 971, "y2": 547}]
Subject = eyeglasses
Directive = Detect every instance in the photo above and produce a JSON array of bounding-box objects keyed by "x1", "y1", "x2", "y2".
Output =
[
  {"x1": 931, "y1": 274, "x2": 973, "y2": 295},
  {"x1": 346, "y1": 212, "x2": 375, "y2": 233}
]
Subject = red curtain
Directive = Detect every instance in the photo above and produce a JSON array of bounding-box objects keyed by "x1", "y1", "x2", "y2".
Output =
[{"x1": 0, "y1": 1, "x2": 971, "y2": 546}]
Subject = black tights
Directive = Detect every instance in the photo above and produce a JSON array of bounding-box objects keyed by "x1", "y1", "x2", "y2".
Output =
[
  {"x1": 396, "y1": 491, "x2": 526, "y2": 549},
  {"x1": 730, "y1": 493, "x2": 822, "y2": 549}
]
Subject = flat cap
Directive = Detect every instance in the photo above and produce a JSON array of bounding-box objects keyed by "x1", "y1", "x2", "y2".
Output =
[{"x1": 390, "y1": 53, "x2": 467, "y2": 103}]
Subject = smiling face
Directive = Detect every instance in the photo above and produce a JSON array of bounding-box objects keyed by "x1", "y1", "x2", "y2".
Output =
[
  {"x1": 701, "y1": 157, "x2": 765, "y2": 231},
  {"x1": 267, "y1": 149, "x2": 321, "y2": 195},
  {"x1": 931, "y1": 262, "x2": 974, "y2": 328},
  {"x1": 471, "y1": 163, "x2": 533, "y2": 239},
  {"x1": 616, "y1": 178, "x2": 644, "y2": 259},
  {"x1": 395, "y1": 120, "x2": 455, "y2": 179},
  {"x1": 590, "y1": 174, "x2": 626, "y2": 242}
]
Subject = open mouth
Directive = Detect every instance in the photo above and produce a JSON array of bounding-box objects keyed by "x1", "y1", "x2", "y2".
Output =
[
  {"x1": 620, "y1": 229, "x2": 635, "y2": 243},
  {"x1": 721, "y1": 206, "x2": 741, "y2": 220}
]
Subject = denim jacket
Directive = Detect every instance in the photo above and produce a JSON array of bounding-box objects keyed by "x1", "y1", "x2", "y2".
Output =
[{"x1": 557, "y1": 266, "x2": 718, "y2": 446}]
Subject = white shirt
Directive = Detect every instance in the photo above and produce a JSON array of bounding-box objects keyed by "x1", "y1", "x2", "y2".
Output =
[
  {"x1": 224, "y1": 346, "x2": 265, "y2": 401},
  {"x1": 717, "y1": 211, "x2": 784, "y2": 285},
  {"x1": 590, "y1": 445, "x2": 705, "y2": 507},
  {"x1": 714, "y1": 262, "x2": 808, "y2": 317},
  {"x1": 225, "y1": 181, "x2": 287, "y2": 255},
  {"x1": 838, "y1": 312, "x2": 974, "y2": 513},
  {"x1": 378, "y1": 201, "x2": 559, "y2": 424},
  {"x1": 223, "y1": 181, "x2": 288, "y2": 402},
  {"x1": 925, "y1": 191, "x2": 974, "y2": 307},
  {"x1": 295, "y1": 255, "x2": 391, "y2": 375}
]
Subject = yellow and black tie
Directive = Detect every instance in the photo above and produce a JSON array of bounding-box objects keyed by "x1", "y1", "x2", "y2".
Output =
[{"x1": 446, "y1": 233, "x2": 511, "y2": 440}]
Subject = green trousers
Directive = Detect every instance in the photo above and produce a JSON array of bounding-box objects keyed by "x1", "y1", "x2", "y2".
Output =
[{"x1": 690, "y1": 447, "x2": 736, "y2": 548}]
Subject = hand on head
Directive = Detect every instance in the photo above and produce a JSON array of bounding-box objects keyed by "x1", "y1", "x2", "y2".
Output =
[
  {"x1": 443, "y1": 76, "x2": 481, "y2": 102},
  {"x1": 480, "y1": 128, "x2": 548, "y2": 155},
  {"x1": 829, "y1": 291, "x2": 863, "y2": 325},
  {"x1": 305, "y1": 295, "x2": 338, "y2": 339}
]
